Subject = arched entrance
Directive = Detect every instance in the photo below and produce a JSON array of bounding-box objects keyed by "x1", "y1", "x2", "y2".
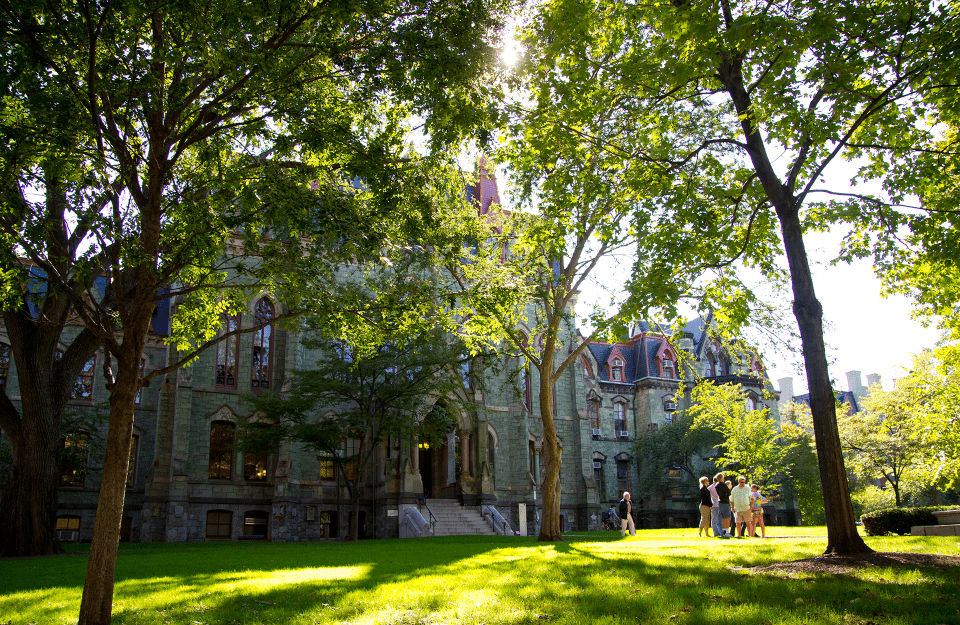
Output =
[{"x1": 417, "y1": 401, "x2": 468, "y2": 500}]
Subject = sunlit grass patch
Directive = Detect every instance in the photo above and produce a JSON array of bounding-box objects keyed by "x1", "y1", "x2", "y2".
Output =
[{"x1": 0, "y1": 530, "x2": 957, "y2": 625}]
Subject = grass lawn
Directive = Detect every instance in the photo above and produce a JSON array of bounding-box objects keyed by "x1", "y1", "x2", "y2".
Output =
[{"x1": 1, "y1": 527, "x2": 958, "y2": 625}]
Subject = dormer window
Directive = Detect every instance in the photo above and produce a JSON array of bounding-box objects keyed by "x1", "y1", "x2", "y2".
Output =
[
  {"x1": 662, "y1": 358, "x2": 674, "y2": 378},
  {"x1": 611, "y1": 358, "x2": 623, "y2": 381}
]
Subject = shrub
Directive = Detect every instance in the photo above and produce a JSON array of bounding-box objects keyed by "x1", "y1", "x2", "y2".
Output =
[{"x1": 860, "y1": 505, "x2": 959, "y2": 536}]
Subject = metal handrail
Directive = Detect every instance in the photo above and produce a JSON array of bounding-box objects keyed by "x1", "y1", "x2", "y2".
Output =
[
  {"x1": 420, "y1": 499, "x2": 438, "y2": 534},
  {"x1": 482, "y1": 505, "x2": 512, "y2": 535}
]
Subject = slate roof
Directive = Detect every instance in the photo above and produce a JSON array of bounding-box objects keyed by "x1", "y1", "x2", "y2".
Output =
[{"x1": 792, "y1": 390, "x2": 859, "y2": 413}]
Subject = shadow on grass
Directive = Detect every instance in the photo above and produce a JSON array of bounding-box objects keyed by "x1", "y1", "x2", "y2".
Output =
[{"x1": 1, "y1": 535, "x2": 958, "y2": 624}]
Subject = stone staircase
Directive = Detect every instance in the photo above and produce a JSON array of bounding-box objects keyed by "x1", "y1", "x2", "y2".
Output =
[{"x1": 422, "y1": 499, "x2": 498, "y2": 536}]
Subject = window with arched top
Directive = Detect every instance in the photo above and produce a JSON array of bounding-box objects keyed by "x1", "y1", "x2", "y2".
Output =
[
  {"x1": 216, "y1": 314, "x2": 240, "y2": 388},
  {"x1": 661, "y1": 352, "x2": 676, "y2": 379},
  {"x1": 72, "y1": 357, "x2": 96, "y2": 400},
  {"x1": 582, "y1": 357, "x2": 592, "y2": 379},
  {"x1": 611, "y1": 358, "x2": 624, "y2": 381},
  {"x1": 745, "y1": 396, "x2": 757, "y2": 412},
  {"x1": 588, "y1": 399, "x2": 600, "y2": 430},
  {"x1": 519, "y1": 336, "x2": 531, "y2": 412},
  {"x1": 613, "y1": 402, "x2": 627, "y2": 437},
  {"x1": 209, "y1": 421, "x2": 236, "y2": 480},
  {"x1": 251, "y1": 298, "x2": 274, "y2": 389},
  {"x1": 60, "y1": 431, "x2": 90, "y2": 487}
]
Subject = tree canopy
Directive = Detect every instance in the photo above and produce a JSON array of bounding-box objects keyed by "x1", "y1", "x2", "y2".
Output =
[{"x1": 0, "y1": 0, "x2": 508, "y2": 622}]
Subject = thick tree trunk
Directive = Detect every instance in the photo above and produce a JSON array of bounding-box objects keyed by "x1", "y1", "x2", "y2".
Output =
[
  {"x1": 77, "y1": 356, "x2": 138, "y2": 625},
  {"x1": 537, "y1": 372, "x2": 563, "y2": 541},
  {"x1": 0, "y1": 413, "x2": 63, "y2": 557},
  {"x1": 778, "y1": 210, "x2": 870, "y2": 554},
  {"x1": 719, "y1": 56, "x2": 872, "y2": 556}
]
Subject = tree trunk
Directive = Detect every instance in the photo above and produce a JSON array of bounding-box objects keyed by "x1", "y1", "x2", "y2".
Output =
[
  {"x1": 719, "y1": 56, "x2": 872, "y2": 557},
  {"x1": 537, "y1": 371, "x2": 563, "y2": 541},
  {"x1": 77, "y1": 352, "x2": 139, "y2": 625},
  {"x1": 0, "y1": 411, "x2": 63, "y2": 557}
]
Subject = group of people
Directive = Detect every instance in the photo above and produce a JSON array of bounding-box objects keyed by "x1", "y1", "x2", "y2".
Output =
[{"x1": 698, "y1": 473, "x2": 768, "y2": 539}]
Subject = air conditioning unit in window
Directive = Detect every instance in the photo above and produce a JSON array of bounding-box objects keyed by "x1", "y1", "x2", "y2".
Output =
[
  {"x1": 592, "y1": 462, "x2": 602, "y2": 469},
  {"x1": 57, "y1": 530, "x2": 78, "y2": 542},
  {"x1": 591, "y1": 428, "x2": 601, "y2": 437},
  {"x1": 663, "y1": 360, "x2": 674, "y2": 370},
  {"x1": 618, "y1": 430, "x2": 629, "y2": 438},
  {"x1": 617, "y1": 470, "x2": 628, "y2": 479},
  {"x1": 664, "y1": 401, "x2": 677, "y2": 411}
]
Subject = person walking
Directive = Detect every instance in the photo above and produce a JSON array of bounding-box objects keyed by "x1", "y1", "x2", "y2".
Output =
[
  {"x1": 714, "y1": 473, "x2": 733, "y2": 537},
  {"x1": 697, "y1": 477, "x2": 713, "y2": 537},
  {"x1": 618, "y1": 491, "x2": 636, "y2": 537},
  {"x1": 730, "y1": 475, "x2": 755, "y2": 538}
]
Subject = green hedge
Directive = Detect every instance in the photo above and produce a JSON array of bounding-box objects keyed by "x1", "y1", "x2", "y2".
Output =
[{"x1": 860, "y1": 506, "x2": 959, "y2": 536}]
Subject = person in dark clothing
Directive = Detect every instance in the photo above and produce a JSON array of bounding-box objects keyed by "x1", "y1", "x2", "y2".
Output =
[
  {"x1": 714, "y1": 472, "x2": 733, "y2": 537},
  {"x1": 698, "y1": 476, "x2": 713, "y2": 537},
  {"x1": 618, "y1": 492, "x2": 636, "y2": 537},
  {"x1": 601, "y1": 504, "x2": 620, "y2": 530}
]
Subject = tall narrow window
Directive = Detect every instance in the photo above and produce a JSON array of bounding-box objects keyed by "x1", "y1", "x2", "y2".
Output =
[
  {"x1": 611, "y1": 358, "x2": 623, "y2": 381},
  {"x1": 216, "y1": 314, "x2": 240, "y2": 388},
  {"x1": 582, "y1": 356, "x2": 592, "y2": 379},
  {"x1": 134, "y1": 358, "x2": 146, "y2": 404},
  {"x1": 209, "y1": 421, "x2": 235, "y2": 480},
  {"x1": 244, "y1": 450, "x2": 268, "y2": 481},
  {"x1": 593, "y1": 459, "x2": 605, "y2": 497},
  {"x1": 127, "y1": 434, "x2": 139, "y2": 488},
  {"x1": 60, "y1": 432, "x2": 90, "y2": 487},
  {"x1": 251, "y1": 298, "x2": 274, "y2": 389},
  {"x1": 588, "y1": 399, "x2": 600, "y2": 430},
  {"x1": 72, "y1": 357, "x2": 95, "y2": 400},
  {"x1": 519, "y1": 337, "x2": 531, "y2": 412},
  {"x1": 0, "y1": 342, "x2": 10, "y2": 391},
  {"x1": 614, "y1": 402, "x2": 627, "y2": 435},
  {"x1": 616, "y1": 459, "x2": 631, "y2": 493}
]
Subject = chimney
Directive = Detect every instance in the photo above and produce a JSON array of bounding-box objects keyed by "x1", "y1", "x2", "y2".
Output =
[
  {"x1": 866, "y1": 373, "x2": 882, "y2": 389},
  {"x1": 846, "y1": 371, "x2": 864, "y2": 403},
  {"x1": 778, "y1": 377, "x2": 794, "y2": 409}
]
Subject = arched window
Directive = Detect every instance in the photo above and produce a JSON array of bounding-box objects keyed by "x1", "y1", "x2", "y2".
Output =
[
  {"x1": 243, "y1": 511, "x2": 268, "y2": 539},
  {"x1": 0, "y1": 342, "x2": 10, "y2": 391},
  {"x1": 588, "y1": 399, "x2": 600, "y2": 431},
  {"x1": 611, "y1": 358, "x2": 624, "y2": 382},
  {"x1": 519, "y1": 336, "x2": 531, "y2": 412},
  {"x1": 614, "y1": 402, "x2": 627, "y2": 437},
  {"x1": 216, "y1": 314, "x2": 240, "y2": 388},
  {"x1": 251, "y1": 298, "x2": 274, "y2": 389},
  {"x1": 661, "y1": 352, "x2": 676, "y2": 379},
  {"x1": 582, "y1": 356, "x2": 592, "y2": 379},
  {"x1": 60, "y1": 431, "x2": 89, "y2": 487},
  {"x1": 127, "y1": 434, "x2": 139, "y2": 488},
  {"x1": 72, "y1": 357, "x2": 95, "y2": 400},
  {"x1": 209, "y1": 421, "x2": 235, "y2": 480},
  {"x1": 745, "y1": 396, "x2": 757, "y2": 411},
  {"x1": 206, "y1": 510, "x2": 232, "y2": 539}
]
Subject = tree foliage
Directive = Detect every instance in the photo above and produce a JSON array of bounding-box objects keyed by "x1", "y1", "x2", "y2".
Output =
[
  {"x1": 517, "y1": 0, "x2": 959, "y2": 554},
  {"x1": 688, "y1": 382, "x2": 792, "y2": 484},
  {"x1": 634, "y1": 414, "x2": 721, "y2": 501},
  {"x1": 0, "y1": 0, "x2": 507, "y2": 621},
  {"x1": 241, "y1": 327, "x2": 469, "y2": 540}
]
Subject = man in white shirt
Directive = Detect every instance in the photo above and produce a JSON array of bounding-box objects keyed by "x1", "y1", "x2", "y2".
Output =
[{"x1": 729, "y1": 475, "x2": 755, "y2": 538}]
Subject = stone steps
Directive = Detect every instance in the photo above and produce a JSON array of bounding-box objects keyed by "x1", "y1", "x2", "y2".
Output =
[{"x1": 420, "y1": 499, "x2": 498, "y2": 537}]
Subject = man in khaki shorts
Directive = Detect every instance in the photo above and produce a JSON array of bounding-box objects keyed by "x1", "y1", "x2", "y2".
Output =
[{"x1": 729, "y1": 475, "x2": 754, "y2": 538}]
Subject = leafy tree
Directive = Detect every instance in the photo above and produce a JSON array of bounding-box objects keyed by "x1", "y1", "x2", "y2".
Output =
[
  {"x1": 242, "y1": 327, "x2": 468, "y2": 541},
  {"x1": 0, "y1": 1, "x2": 506, "y2": 623},
  {"x1": 518, "y1": 0, "x2": 958, "y2": 554},
  {"x1": 634, "y1": 414, "x2": 721, "y2": 502},
  {"x1": 839, "y1": 379, "x2": 928, "y2": 507},
  {"x1": 688, "y1": 382, "x2": 792, "y2": 484}
]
